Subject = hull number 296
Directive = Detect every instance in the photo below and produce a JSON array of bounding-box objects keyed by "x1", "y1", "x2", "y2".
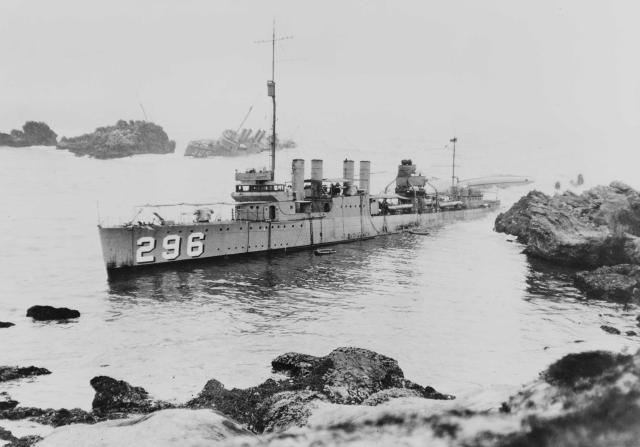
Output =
[{"x1": 136, "y1": 233, "x2": 205, "y2": 263}]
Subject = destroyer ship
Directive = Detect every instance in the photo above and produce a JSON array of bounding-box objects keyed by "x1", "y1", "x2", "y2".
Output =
[
  {"x1": 98, "y1": 27, "x2": 525, "y2": 275},
  {"x1": 98, "y1": 155, "x2": 509, "y2": 274}
]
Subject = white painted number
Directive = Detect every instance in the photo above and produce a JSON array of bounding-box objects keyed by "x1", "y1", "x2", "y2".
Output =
[
  {"x1": 162, "y1": 235, "x2": 181, "y2": 260},
  {"x1": 136, "y1": 236, "x2": 156, "y2": 263},
  {"x1": 136, "y1": 233, "x2": 207, "y2": 263},
  {"x1": 187, "y1": 232, "x2": 205, "y2": 257}
]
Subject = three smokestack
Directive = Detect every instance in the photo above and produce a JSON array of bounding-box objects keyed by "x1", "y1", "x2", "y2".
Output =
[{"x1": 291, "y1": 159, "x2": 371, "y2": 199}]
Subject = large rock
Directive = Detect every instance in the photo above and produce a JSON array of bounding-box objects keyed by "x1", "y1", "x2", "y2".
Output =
[
  {"x1": 57, "y1": 120, "x2": 175, "y2": 159},
  {"x1": 246, "y1": 349, "x2": 640, "y2": 446},
  {"x1": 0, "y1": 366, "x2": 51, "y2": 382},
  {"x1": 26, "y1": 305, "x2": 80, "y2": 321},
  {"x1": 495, "y1": 183, "x2": 640, "y2": 267},
  {"x1": 574, "y1": 264, "x2": 640, "y2": 303},
  {"x1": 36, "y1": 409, "x2": 254, "y2": 447},
  {"x1": 187, "y1": 347, "x2": 452, "y2": 433},
  {"x1": 0, "y1": 121, "x2": 57, "y2": 147},
  {"x1": 90, "y1": 376, "x2": 172, "y2": 415}
]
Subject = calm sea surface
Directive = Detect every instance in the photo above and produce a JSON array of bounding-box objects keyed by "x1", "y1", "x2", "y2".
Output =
[{"x1": 1, "y1": 143, "x2": 638, "y2": 414}]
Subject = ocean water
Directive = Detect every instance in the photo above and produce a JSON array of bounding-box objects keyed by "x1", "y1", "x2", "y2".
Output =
[{"x1": 1, "y1": 143, "x2": 638, "y2": 416}]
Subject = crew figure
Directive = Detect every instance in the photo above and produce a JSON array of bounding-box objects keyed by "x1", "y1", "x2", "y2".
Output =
[{"x1": 194, "y1": 207, "x2": 214, "y2": 223}]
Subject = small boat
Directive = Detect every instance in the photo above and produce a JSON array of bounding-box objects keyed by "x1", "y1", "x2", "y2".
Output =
[
  {"x1": 408, "y1": 229, "x2": 430, "y2": 236},
  {"x1": 314, "y1": 248, "x2": 336, "y2": 256}
]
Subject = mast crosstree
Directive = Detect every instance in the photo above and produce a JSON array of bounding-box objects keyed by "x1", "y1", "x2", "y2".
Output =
[{"x1": 254, "y1": 20, "x2": 293, "y2": 180}]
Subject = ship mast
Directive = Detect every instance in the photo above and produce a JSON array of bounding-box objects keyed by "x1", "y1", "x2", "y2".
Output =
[
  {"x1": 255, "y1": 21, "x2": 292, "y2": 181},
  {"x1": 450, "y1": 137, "x2": 457, "y2": 188}
]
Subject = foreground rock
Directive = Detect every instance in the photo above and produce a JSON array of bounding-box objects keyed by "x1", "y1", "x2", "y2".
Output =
[
  {"x1": 0, "y1": 122, "x2": 57, "y2": 147},
  {"x1": 187, "y1": 347, "x2": 452, "y2": 433},
  {"x1": 90, "y1": 376, "x2": 172, "y2": 415},
  {"x1": 0, "y1": 321, "x2": 15, "y2": 328},
  {"x1": 26, "y1": 305, "x2": 80, "y2": 321},
  {"x1": 57, "y1": 120, "x2": 175, "y2": 159},
  {"x1": 574, "y1": 264, "x2": 640, "y2": 303},
  {"x1": 32, "y1": 348, "x2": 640, "y2": 446},
  {"x1": 495, "y1": 182, "x2": 640, "y2": 267},
  {"x1": 0, "y1": 366, "x2": 51, "y2": 382}
]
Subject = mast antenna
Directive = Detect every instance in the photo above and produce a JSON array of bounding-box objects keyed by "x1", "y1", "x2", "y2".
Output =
[
  {"x1": 255, "y1": 20, "x2": 293, "y2": 180},
  {"x1": 450, "y1": 137, "x2": 458, "y2": 188}
]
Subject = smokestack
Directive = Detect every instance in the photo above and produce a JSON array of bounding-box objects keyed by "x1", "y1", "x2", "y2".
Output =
[
  {"x1": 343, "y1": 159, "x2": 355, "y2": 183},
  {"x1": 359, "y1": 160, "x2": 371, "y2": 192},
  {"x1": 311, "y1": 159, "x2": 323, "y2": 197},
  {"x1": 311, "y1": 159, "x2": 323, "y2": 181},
  {"x1": 292, "y1": 159, "x2": 305, "y2": 200}
]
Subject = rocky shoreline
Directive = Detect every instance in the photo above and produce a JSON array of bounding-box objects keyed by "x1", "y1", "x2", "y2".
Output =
[
  {"x1": 495, "y1": 181, "x2": 640, "y2": 337},
  {"x1": 2, "y1": 345, "x2": 640, "y2": 446}
]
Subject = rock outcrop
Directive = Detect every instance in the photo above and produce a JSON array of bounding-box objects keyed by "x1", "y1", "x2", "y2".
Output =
[
  {"x1": 574, "y1": 264, "x2": 640, "y2": 303},
  {"x1": 187, "y1": 347, "x2": 452, "y2": 433},
  {"x1": 57, "y1": 120, "x2": 175, "y2": 159},
  {"x1": 26, "y1": 305, "x2": 80, "y2": 321},
  {"x1": 495, "y1": 183, "x2": 640, "y2": 267},
  {"x1": 90, "y1": 376, "x2": 172, "y2": 415},
  {"x1": 0, "y1": 321, "x2": 14, "y2": 328},
  {"x1": 0, "y1": 366, "x2": 51, "y2": 382},
  {"x1": 0, "y1": 121, "x2": 57, "y2": 147},
  {"x1": 29, "y1": 348, "x2": 640, "y2": 446},
  {"x1": 0, "y1": 392, "x2": 18, "y2": 410}
]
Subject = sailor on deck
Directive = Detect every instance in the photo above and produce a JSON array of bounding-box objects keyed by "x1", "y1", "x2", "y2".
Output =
[{"x1": 193, "y1": 208, "x2": 214, "y2": 223}]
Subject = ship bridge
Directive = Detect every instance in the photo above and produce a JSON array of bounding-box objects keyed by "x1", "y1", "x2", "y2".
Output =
[{"x1": 232, "y1": 158, "x2": 373, "y2": 222}]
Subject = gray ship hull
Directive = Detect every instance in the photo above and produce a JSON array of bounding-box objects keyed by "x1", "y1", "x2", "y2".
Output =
[{"x1": 98, "y1": 201, "x2": 499, "y2": 273}]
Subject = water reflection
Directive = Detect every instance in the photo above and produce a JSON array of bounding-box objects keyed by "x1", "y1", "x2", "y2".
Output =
[
  {"x1": 524, "y1": 257, "x2": 585, "y2": 301},
  {"x1": 106, "y1": 233, "x2": 421, "y2": 303}
]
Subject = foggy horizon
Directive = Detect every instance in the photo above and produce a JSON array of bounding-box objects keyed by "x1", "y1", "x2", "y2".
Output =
[{"x1": 2, "y1": 0, "x2": 639, "y2": 181}]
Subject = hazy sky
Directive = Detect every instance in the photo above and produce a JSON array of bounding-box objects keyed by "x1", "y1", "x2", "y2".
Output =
[{"x1": 1, "y1": 0, "x2": 639, "y2": 172}]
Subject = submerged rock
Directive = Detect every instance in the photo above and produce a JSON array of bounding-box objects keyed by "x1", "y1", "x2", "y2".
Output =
[
  {"x1": 495, "y1": 183, "x2": 640, "y2": 267},
  {"x1": 57, "y1": 120, "x2": 175, "y2": 159},
  {"x1": 0, "y1": 321, "x2": 15, "y2": 328},
  {"x1": 36, "y1": 409, "x2": 254, "y2": 447},
  {"x1": 0, "y1": 121, "x2": 57, "y2": 147},
  {"x1": 600, "y1": 325, "x2": 622, "y2": 335},
  {"x1": 574, "y1": 264, "x2": 640, "y2": 303},
  {"x1": 90, "y1": 376, "x2": 172, "y2": 415},
  {"x1": 0, "y1": 366, "x2": 51, "y2": 382},
  {"x1": 26, "y1": 305, "x2": 80, "y2": 321},
  {"x1": 187, "y1": 347, "x2": 452, "y2": 433}
]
